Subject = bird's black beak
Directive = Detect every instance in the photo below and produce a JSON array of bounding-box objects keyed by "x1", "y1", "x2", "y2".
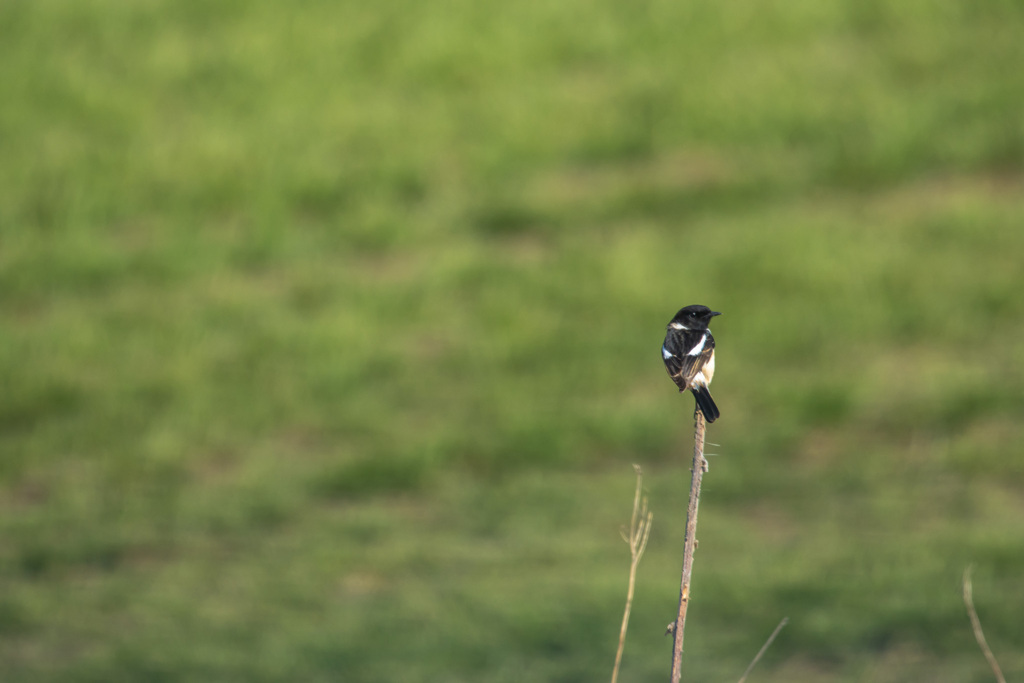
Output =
[{"x1": 710, "y1": 311, "x2": 722, "y2": 317}]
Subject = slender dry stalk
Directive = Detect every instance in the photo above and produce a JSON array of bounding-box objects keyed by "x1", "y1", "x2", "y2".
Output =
[
  {"x1": 668, "y1": 411, "x2": 708, "y2": 683},
  {"x1": 737, "y1": 618, "x2": 788, "y2": 683},
  {"x1": 962, "y1": 566, "x2": 1006, "y2": 683},
  {"x1": 611, "y1": 465, "x2": 654, "y2": 683}
]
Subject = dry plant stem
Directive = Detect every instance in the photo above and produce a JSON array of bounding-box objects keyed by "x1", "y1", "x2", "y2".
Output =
[
  {"x1": 611, "y1": 465, "x2": 653, "y2": 683},
  {"x1": 963, "y1": 566, "x2": 1006, "y2": 683},
  {"x1": 669, "y1": 411, "x2": 707, "y2": 683},
  {"x1": 737, "y1": 617, "x2": 789, "y2": 683}
]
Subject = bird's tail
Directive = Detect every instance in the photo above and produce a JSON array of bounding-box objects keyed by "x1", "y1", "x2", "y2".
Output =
[{"x1": 691, "y1": 386, "x2": 720, "y2": 423}]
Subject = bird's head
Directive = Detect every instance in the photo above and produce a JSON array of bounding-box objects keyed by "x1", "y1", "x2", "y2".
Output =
[{"x1": 669, "y1": 305, "x2": 721, "y2": 330}]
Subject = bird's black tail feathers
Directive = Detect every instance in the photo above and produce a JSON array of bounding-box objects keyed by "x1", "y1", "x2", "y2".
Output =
[{"x1": 690, "y1": 386, "x2": 720, "y2": 423}]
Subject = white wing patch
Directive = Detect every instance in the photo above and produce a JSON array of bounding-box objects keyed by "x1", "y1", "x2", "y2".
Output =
[
  {"x1": 662, "y1": 345, "x2": 673, "y2": 359},
  {"x1": 687, "y1": 333, "x2": 707, "y2": 356}
]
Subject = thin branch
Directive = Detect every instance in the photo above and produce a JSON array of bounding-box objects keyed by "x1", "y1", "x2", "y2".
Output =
[
  {"x1": 669, "y1": 410, "x2": 708, "y2": 683},
  {"x1": 611, "y1": 465, "x2": 654, "y2": 683},
  {"x1": 963, "y1": 566, "x2": 1006, "y2": 683},
  {"x1": 737, "y1": 618, "x2": 789, "y2": 683}
]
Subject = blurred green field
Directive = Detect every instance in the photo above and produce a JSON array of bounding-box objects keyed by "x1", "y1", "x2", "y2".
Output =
[{"x1": 2, "y1": 0, "x2": 1024, "y2": 681}]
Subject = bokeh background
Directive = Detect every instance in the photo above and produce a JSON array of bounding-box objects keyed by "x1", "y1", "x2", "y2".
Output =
[{"x1": 2, "y1": 1, "x2": 1023, "y2": 681}]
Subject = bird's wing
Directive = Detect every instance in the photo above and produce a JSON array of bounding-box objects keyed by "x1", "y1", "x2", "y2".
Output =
[{"x1": 663, "y1": 333, "x2": 715, "y2": 389}]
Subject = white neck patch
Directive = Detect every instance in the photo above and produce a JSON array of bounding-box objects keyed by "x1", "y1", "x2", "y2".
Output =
[{"x1": 669, "y1": 322, "x2": 688, "y2": 330}]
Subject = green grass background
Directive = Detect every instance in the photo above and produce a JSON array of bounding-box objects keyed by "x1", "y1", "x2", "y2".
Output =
[{"x1": 2, "y1": 0, "x2": 1023, "y2": 681}]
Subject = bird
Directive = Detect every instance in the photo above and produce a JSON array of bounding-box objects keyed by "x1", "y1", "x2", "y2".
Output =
[{"x1": 662, "y1": 304, "x2": 721, "y2": 423}]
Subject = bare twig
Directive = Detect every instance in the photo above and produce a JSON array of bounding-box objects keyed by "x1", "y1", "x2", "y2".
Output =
[
  {"x1": 963, "y1": 566, "x2": 1006, "y2": 683},
  {"x1": 612, "y1": 465, "x2": 654, "y2": 683},
  {"x1": 669, "y1": 411, "x2": 708, "y2": 683},
  {"x1": 737, "y1": 617, "x2": 789, "y2": 683}
]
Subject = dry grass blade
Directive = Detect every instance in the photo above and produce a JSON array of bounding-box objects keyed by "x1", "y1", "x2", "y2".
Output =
[
  {"x1": 737, "y1": 617, "x2": 788, "y2": 683},
  {"x1": 962, "y1": 566, "x2": 1006, "y2": 683},
  {"x1": 611, "y1": 465, "x2": 654, "y2": 683}
]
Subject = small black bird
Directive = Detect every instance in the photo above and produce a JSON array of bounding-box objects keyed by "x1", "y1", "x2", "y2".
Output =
[{"x1": 662, "y1": 305, "x2": 721, "y2": 422}]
